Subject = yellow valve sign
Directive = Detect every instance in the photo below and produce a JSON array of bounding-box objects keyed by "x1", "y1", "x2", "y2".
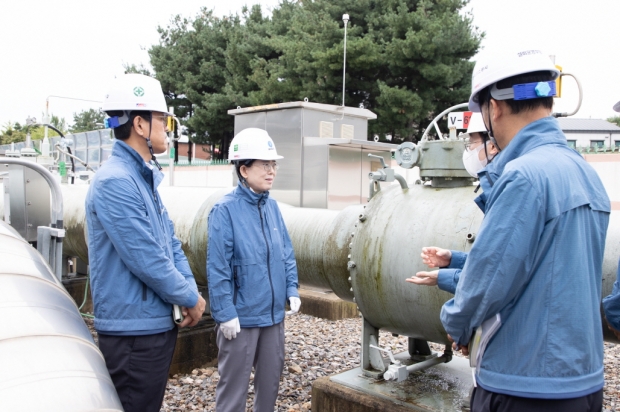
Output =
[
  {"x1": 555, "y1": 65, "x2": 563, "y2": 98},
  {"x1": 167, "y1": 116, "x2": 175, "y2": 132}
]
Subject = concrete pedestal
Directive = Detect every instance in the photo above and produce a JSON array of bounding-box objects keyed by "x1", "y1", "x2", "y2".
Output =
[
  {"x1": 299, "y1": 288, "x2": 359, "y2": 320},
  {"x1": 169, "y1": 317, "x2": 218, "y2": 375},
  {"x1": 312, "y1": 353, "x2": 473, "y2": 412}
]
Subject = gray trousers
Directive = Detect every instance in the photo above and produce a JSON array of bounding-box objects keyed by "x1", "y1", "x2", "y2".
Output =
[{"x1": 215, "y1": 321, "x2": 285, "y2": 412}]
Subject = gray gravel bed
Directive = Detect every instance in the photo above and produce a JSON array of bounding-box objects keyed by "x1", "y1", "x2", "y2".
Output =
[{"x1": 84, "y1": 315, "x2": 620, "y2": 411}]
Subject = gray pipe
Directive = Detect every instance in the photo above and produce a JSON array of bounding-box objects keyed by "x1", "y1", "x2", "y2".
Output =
[
  {"x1": 0, "y1": 220, "x2": 122, "y2": 411},
  {"x1": 406, "y1": 353, "x2": 451, "y2": 373},
  {"x1": 394, "y1": 173, "x2": 408, "y2": 189}
]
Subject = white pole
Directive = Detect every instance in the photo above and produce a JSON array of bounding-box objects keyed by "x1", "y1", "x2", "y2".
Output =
[
  {"x1": 44, "y1": 98, "x2": 49, "y2": 140},
  {"x1": 342, "y1": 14, "x2": 349, "y2": 107}
]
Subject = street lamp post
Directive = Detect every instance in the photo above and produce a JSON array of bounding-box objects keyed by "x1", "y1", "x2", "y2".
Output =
[{"x1": 342, "y1": 13, "x2": 349, "y2": 107}]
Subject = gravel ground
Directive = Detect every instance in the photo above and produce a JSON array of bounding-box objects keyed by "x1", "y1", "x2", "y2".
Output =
[{"x1": 84, "y1": 315, "x2": 620, "y2": 411}]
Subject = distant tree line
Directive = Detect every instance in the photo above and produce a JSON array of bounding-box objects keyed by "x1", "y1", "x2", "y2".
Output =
[
  {"x1": 139, "y1": 0, "x2": 482, "y2": 158},
  {"x1": 0, "y1": 109, "x2": 105, "y2": 146}
]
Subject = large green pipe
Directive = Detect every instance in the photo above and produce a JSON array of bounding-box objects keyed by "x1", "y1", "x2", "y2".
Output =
[{"x1": 19, "y1": 183, "x2": 620, "y2": 344}]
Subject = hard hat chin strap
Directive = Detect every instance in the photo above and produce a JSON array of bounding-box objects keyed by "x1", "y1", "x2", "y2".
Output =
[
  {"x1": 483, "y1": 101, "x2": 501, "y2": 152},
  {"x1": 144, "y1": 121, "x2": 162, "y2": 171}
]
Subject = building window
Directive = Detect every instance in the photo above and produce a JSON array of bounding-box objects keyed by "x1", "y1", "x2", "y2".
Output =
[
  {"x1": 590, "y1": 140, "x2": 604, "y2": 149},
  {"x1": 615, "y1": 141, "x2": 620, "y2": 150},
  {"x1": 567, "y1": 140, "x2": 576, "y2": 149}
]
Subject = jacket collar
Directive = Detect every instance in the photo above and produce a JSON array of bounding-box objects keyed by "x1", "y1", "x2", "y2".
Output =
[
  {"x1": 235, "y1": 181, "x2": 269, "y2": 206},
  {"x1": 112, "y1": 140, "x2": 163, "y2": 189},
  {"x1": 474, "y1": 116, "x2": 566, "y2": 212}
]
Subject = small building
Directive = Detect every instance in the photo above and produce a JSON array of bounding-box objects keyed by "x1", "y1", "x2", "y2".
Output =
[
  {"x1": 228, "y1": 101, "x2": 395, "y2": 209},
  {"x1": 176, "y1": 135, "x2": 213, "y2": 162},
  {"x1": 557, "y1": 118, "x2": 620, "y2": 151}
]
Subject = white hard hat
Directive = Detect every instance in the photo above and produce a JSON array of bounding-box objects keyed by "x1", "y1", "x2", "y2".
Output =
[
  {"x1": 469, "y1": 48, "x2": 560, "y2": 112},
  {"x1": 466, "y1": 112, "x2": 487, "y2": 134},
  {"x1": 459, "y1": 112, "x2": 488, "y2": 142},
  {"x1": 228, "y1": 128, "x2": 283, "y2": 161},
  {"x1": 613, "y1": 101, "x2": 620, "y2": 113},
  {"x1": 103, "y1": 74, "x2": 170, "y2": 115}
]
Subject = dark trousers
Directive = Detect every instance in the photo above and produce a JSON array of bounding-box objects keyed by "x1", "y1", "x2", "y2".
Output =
[
  {"x1": 98, "y1": 327, "x2": 178, "y2": 412},
  {"x1": 471, "y1": 386, "x2": 603, "y2": 412}
]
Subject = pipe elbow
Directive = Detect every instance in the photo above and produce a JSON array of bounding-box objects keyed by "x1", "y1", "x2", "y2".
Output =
[{"x1": 394, "y1": 173, "x2": 408, "y2": 189}]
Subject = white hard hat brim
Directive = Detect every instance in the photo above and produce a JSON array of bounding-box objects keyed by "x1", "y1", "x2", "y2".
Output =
[
  {"x1": 231, "y1": 154, "x2": 284, "y2": 161},
  {"x1": 252, "y1": 154, "x2": 284, "y2": 161},
  {"x1": 102, "y1": 104, "x2": 173, "y2": 116}
]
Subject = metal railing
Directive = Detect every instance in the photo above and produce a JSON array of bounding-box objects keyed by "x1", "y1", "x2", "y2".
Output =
[{"x1": 156, "y1": 158, "x2": 230, "y2": 167}]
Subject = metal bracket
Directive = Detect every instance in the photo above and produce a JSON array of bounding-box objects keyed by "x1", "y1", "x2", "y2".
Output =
[
  {"x1": 37, "y1": 226, "x2": 64, "y2": 282},
  {"x1": 361, "y1": 317, "x2": 385, "y2": 379},
  {"x1": 1, "y1": 173, "x2": 10, "y2": 224}
]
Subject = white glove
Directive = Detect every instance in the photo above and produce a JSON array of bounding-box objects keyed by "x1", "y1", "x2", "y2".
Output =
[
  {"x1": 220, "y1": 317, "x2": 240, "y2": 340},
  {"x1": 286, "y1": 297, "x2": 301, "y2": 316}
]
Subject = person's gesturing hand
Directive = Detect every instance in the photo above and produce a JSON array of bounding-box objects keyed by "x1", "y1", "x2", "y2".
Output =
[
  {"x1": 421, "y1": 247, "x2": 452, "y2": 268},
  {"x1": 406, "y1": 270, "x2": 439, "y2": 287}
]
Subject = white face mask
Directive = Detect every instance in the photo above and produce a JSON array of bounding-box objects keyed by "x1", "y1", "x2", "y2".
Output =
[{"x1": 462, "y1": 143, "x2": 494, "y2": 178}]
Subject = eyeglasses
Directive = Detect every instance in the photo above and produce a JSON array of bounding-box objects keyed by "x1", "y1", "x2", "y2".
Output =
[
  {"x1": 152, "y1": 114, "x2": 171, "y2": 125},
  {"x1": 464, "y1": 133, "x2": 489, "y2": 149},
  {"x1": 464, "y1": 138, "x2": 482, "y2": 150},
  {"x1": 256, "y1": 162, "x2": 279, "y2": 172}
]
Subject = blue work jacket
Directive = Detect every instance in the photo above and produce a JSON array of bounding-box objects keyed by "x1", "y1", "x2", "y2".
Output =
[
  {"x1": 437, "y1": 251, "x2": 467, "y2": 294},
  {"x1": 85, "y1": 141, "x2": 199, "y2": 334},
  {"x1": 440, "y1": 116, "x2": 610, "y2": 399},
  {"x1": 207, "y1": 183, "x2": 299, "y2": 327},
  {"x1": 603, "y1": 260, "x2": 620, "y2": 331}
]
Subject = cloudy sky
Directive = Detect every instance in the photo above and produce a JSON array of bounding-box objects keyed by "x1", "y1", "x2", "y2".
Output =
[{"x1": 1, "y1": 0, "x2": 618, "y2": 129}]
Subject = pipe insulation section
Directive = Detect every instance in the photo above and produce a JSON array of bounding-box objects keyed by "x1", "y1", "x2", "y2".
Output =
[
  {"x1": 0, "y1": 220, "x2": 122, "y2": 411},
  {"x1": 16, "y1": 183, "x2": 620, "y2": 345}
]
